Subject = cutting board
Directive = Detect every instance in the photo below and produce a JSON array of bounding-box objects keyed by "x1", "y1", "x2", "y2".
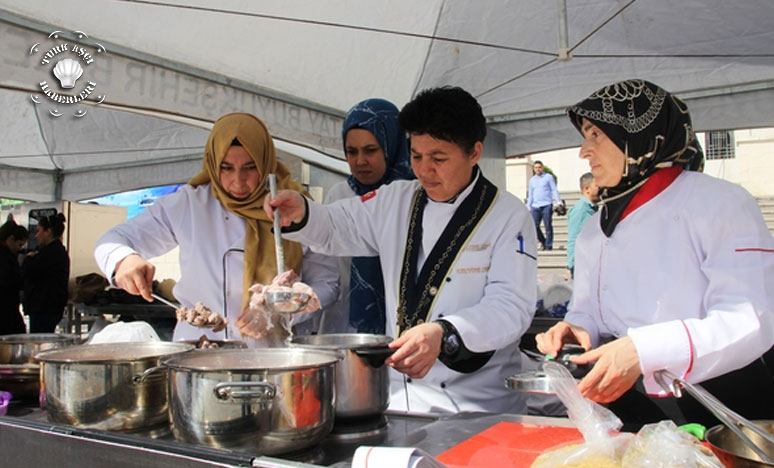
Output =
[{"x1": 435, "y1": 421, "x2": 584, "y2": 468}]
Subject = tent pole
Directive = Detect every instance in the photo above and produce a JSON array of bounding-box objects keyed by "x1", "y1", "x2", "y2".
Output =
[
  {"x1": 54, "y1": 170, "x2": 63, "y2": 201},
  {"x1": 557, "y1": 0, "x2": 571, "y2": 61}
]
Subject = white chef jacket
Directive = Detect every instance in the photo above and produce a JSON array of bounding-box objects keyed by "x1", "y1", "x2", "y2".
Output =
[
  {"x1": 94, "y1": 184, "x2": 339, "y2": 344},
  {"x1": 567, "y1": 171, "x2": 774, "y2": 394},
  {"x1": 316, "y1": 181, "x2": 358, "y2": 334},
  {"x1": 284, "y1": 171, "x2": 538, "y2": 414}
]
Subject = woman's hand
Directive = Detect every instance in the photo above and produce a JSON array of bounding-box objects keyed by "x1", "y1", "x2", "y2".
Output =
[
  {"x1": 573, "y1": 336, "x2": 642, "y2": 403},
  {"x1": 113, "y1": 254, "x2": 155, "y2": 301},
  {"x1": 535, "y1": 321, "x2": 592, "y2": 358},
  {"x1": 263, "y1": 190, "x2": 307, "y2": 227},
  {"x1": 385, "y1": 322, "x2": 443, "y2": 379}
]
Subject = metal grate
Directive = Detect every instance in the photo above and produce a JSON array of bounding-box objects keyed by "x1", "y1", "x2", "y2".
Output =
[{"x1": 705, "y1": 131, "x2": 735, "y2": 160}]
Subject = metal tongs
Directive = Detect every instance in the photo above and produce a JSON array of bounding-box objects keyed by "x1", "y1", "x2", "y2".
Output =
[
  {"x1": 150, "y1": 293, "x2": 178, "y2": 309},
  {"x1": 264, "y1": 174, "x2": 310, "y2": 314},
  {"x1": 655, "y1": 369, "x2": 774, "y2": 464}
]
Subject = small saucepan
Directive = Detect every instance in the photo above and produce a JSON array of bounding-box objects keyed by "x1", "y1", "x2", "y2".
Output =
[
  {"x1": 507, "y1": 345, "x2": 592, "y2": 394},
  {"x1": 705, "y1": 420, "x2": 774, "y2": 468},
  {"x1": 290, "y1": 334, "x2": 393, "y2": 419}
]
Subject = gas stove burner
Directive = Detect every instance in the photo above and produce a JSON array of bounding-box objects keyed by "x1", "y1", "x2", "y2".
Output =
[
  {"x1": 279, "y1": 444, "x2": 326, "y2": 465},
  {"x1": 327, "y1": 414, "x2": 390, "y2": 441},
  {"x1": 121, "y1": 423, "x2": 172, "y2": 440}
]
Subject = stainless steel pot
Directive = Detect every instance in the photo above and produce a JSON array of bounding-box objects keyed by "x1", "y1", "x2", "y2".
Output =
[
  {"x1": 0, "y1": 333, "x2": 80, "y2": 365},
  {"x1": 0, "y1": 333, "x2": 80, "y2": 400},
  {"x1": 35, "y1": 342, "x2": 194, "y2": 431},
  {"x1": 179, "y1": 338, "x2": 247, "y2": 349},
  {"x1": 289, "y1": 333, "x2": 393, "y2": 419},
  {"x1": 706, "y1": 420, "x2": 774, "y2": 468},
  {"x1": 161, "y1": 348, "x2": 339, "y2": 456},
  {"x1": 0, "y1": 364, "x2": 40, "y2": 401}
]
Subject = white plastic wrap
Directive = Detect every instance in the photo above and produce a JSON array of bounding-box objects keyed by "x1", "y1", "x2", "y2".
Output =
[
  {"x1": 530, "y1": 362, "x2": 633, "y2": 467},
  {"x1": 88, "y1": 321, "x2": 160, "y2": 344}
]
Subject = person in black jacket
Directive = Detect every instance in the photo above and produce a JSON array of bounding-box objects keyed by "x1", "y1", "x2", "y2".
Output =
[
  {"x1": 0, "y1": 221, "x2": 29, "y2": 335},
  {"x1": 22, "y1": 213, "x2": 70, "y2": 333}
]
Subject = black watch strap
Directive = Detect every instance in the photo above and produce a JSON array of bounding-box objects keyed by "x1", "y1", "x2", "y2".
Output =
[
  {"x1": 436, "y1": 319, "x2": 460, "y2": 358},
  {"x1": 434, "y1": 318, "x2": 495, "y2": 374}
]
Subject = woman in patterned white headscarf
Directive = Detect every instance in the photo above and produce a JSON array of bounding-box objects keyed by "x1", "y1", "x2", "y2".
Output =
[{"x1": 536, "y1": 79, "x2": 774, "y2": 429}]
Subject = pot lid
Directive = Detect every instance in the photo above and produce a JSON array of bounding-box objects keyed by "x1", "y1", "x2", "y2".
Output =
[
  {"x1": 0, "y1": 333, "x2": 79, "y2": 344},
  {"x1": 289, "y1": 333, "x2": 392, "y2": 350},
  {"x1": 0, "y1": 363, "x2": 39, "y2": 377},
  {"x1": 161, "y1": 348, "x2": 341, "y2": 372},
  {"x1": 35, "y1": 342, "x2": 194, "y2": 364}
]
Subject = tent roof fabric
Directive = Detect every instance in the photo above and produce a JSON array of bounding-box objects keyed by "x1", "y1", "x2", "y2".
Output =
[{"x1": 1, "y1": 0, "x2": 773, "y2": 201}]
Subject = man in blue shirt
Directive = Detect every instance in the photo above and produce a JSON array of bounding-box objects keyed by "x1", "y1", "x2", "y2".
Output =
[
  {"x1": 566, "y1": 172, "x2": 599, "y2": 278},
  {"x1": 526, "y1": 160, "x2": 562, "y2": 250}
]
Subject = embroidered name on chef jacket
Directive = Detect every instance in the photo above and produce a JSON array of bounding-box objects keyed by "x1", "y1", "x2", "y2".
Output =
[
  {"x1": 465, "y1": 242, "x2": 491, "y2": 251},
  {"x1": 456, "y1": 266, "x2": 490, "y2": 274}
]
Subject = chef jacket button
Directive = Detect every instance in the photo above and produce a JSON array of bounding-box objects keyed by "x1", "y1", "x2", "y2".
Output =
[
  {"x1": 445, "y1": 277, "x2": 452, "y2": 283},
  {"x1": 407, "y1": 378, "x2": 413, "y2": 384},
  {"x1": 429, "y1": 286, "x2": 438, "y2": 296},
  {"x1": 602, "y1": 285, "x2": 608, "y2": 291},
  {"x1": 440, "y1": 382, "x2": 446, "y2": 389}
]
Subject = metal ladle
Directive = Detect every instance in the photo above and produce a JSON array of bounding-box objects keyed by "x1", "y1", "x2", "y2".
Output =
[{"x1": 264, "y1": 174, "x2": 310, "y2": 314}]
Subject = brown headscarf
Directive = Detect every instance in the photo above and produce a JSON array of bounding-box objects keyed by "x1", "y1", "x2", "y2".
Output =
[{"x1": 189, "y1": 113, "x2": 304, "y2": 311}]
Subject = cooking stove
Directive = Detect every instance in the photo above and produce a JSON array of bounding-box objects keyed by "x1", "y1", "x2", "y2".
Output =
[
  {"x1": 328, "y1": 414, "x2": 390, "y2": 441},
  {"x1": 0, "y1": 401, "x2": 436, "y2": 467}
]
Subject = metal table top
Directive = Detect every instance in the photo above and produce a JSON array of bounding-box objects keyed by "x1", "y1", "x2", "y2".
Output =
[{"x1": 0, "y1": 401, "x2": 571, "y2": 468}]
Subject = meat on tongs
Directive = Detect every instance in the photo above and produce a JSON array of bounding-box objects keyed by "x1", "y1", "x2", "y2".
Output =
[{"x1": 176, "y1": 302, "x2": 228, "y2": 332}]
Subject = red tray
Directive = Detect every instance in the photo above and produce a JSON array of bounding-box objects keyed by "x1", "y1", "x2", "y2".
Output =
[{"x1": 436, "y1": 421, "x2": 584, "y2": 468}]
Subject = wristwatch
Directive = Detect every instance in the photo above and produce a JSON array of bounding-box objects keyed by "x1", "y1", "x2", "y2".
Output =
[{"x1": 436, "y1": 319, "x2": 460, "y2": 359}]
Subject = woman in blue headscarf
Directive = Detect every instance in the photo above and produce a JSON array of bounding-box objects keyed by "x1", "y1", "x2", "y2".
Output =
[{"x1": 318, "y1": 98, "x2": 414, "y2": 334}]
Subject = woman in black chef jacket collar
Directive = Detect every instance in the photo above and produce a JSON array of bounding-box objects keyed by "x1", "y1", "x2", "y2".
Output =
[{"x1": 536, "y1": 79, "x2": 774, "y2": 429}]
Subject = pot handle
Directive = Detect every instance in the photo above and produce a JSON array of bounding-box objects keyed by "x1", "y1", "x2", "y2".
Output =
[
  {"x1": 132, "y1": 366, "x2": 166, "y2": 384},
  {"x1": 354, "y1": 345, "x2": 396, "y2": 368},
  {"x1": 214, "y1": 381, "x2": 276, "y2": 402}
]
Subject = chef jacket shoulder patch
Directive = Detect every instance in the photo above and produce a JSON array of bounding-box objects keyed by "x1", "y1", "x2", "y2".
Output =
[{"x1": 361, "y1": 190, "x2": 377, "y2": 202}]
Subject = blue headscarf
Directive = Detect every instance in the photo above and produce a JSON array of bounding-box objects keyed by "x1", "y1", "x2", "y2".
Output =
[
  {"x1": 343, "y1": 98, "x2": 414, "y2": 196},
  {"x1": 342, "y1": 98, "x2": 414, "y2": 334}
]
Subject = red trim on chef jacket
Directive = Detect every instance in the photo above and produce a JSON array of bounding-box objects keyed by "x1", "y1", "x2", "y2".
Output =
[
  {"x1": 680, "y1": 320, "x2": 695, "y2": 379},
  {"x1": 735, "y1": 248, "x2": 774, "y2": 253},
  {"x1": 620, "y1": 166, "x2": 683, "y2": 222},
  {"x1": 361, "y1": 190, "x2": 376, "y2": 202}
]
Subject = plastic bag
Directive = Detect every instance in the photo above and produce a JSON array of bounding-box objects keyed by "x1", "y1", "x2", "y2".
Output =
[
  {"x1": 88, "y1": 321, "x2": 160, "y2": 344},
  {"x1": 622, "y1": 420, "x2": 724, "y2": 468},
  {"x1": 530, "y1": 362, "x2": 634, "y2": 468},
  {"x1": 531, "y1": 363, "x2": 725, "y2": 468},
  {"x1": 0, "y1": 391, "x2": 11, "y2": 416}
]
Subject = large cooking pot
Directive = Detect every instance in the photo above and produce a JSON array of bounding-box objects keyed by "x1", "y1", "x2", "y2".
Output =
[
  {"x1": 0, "y1": 333, "x2": 80, "y2": 400},
  {"x1": 161, "y1": 348, "x2": 339, "y2": 456},
  {"x1": 705, "y1": 420, "x2": 774, "y2": 467},
  {"x1": 289, "y1": 333, "x2": 393, "y2": 419},
  {"x1": 0, "y1": 333, "x2": 80, "y2": 365},
  {"x1": 35, "y1": 342, "x2": 194, "y2": 431}
]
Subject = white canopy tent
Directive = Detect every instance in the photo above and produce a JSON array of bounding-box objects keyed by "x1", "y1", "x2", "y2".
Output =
[{"x1": 1, "y1": 0, "x2": 773, "y2": 202}]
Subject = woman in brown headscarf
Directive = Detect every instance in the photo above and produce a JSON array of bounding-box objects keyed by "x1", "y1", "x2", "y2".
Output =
[{"x1": 95, "y1": 113, "x2": 338, "y2": 345}]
